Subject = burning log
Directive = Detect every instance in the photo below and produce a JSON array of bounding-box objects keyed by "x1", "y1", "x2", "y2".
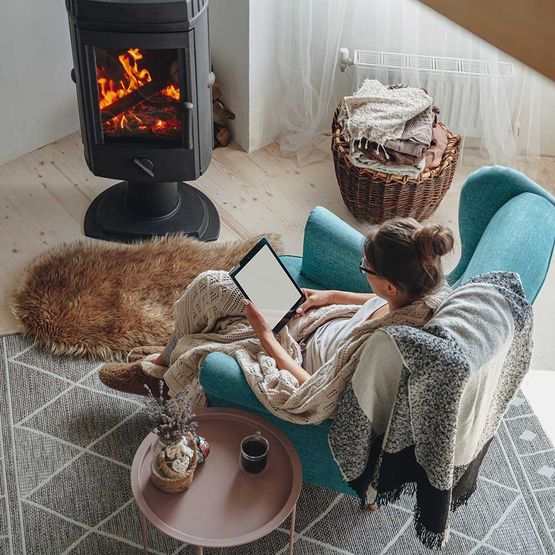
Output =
[{"x1": 101, "y1": 78, "x2": 171, "y2": 122}]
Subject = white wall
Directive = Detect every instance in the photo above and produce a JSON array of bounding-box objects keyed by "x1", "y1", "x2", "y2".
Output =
[
  {"x1": 0, "y1": 0, "x2": 80, "y2": 166},
  {"x1": 248, "y1": 0, "x2": 280, "y2": 151},
  {"x1": 209, "y1": 0, "x2": 251, "y2": 150},
  {"x1": 209, "y1": 0, "x2": 281, "y2": 152}
]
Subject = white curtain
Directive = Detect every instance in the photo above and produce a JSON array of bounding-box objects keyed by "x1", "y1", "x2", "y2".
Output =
[
  {"x1": 276, "y1": 0, "x2": 541, "y2": 166},
  {"x1": 276, "y1": 0, "x2": 348, "y2": 165}
]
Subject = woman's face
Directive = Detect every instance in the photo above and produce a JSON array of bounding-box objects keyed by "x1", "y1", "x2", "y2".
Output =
[
  {"x1": 360, "y1": 257, "x2": 398, "y2": 300},
  {"x1": 367, "y1": 272, "x2": 391, "y2": 299}
]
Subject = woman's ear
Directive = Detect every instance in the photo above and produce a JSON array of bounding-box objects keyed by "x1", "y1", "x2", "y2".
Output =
[{"x1": 385, "y1": 280, "x2": 399, "y2": 297}]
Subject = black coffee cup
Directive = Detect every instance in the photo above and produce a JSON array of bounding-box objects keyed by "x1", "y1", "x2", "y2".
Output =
[{"x1": 240, "y1": 431, "x2": 269, "y2": 474}]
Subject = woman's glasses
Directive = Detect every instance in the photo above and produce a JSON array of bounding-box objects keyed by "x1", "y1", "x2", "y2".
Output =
[{"x1": 359, "y1": 257, "x2": 377, "y2": 276}]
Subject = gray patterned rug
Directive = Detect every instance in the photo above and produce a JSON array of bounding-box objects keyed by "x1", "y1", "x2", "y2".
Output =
[{"x1": 0, "y1": 333, "x2": 554, "y2": 555}]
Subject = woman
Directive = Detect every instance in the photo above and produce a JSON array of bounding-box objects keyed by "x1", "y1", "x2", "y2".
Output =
[{"x1": 100, "y1": 217, "x2": 453, "y2": 414}]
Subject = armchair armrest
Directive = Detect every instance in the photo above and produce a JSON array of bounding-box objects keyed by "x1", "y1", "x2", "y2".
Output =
[
  {"x1": 199, "y1": 352, "x2": 266, "y2": 411},
  {"x1": 301, "y1": 206, "x2": 371, "y2": 293}
]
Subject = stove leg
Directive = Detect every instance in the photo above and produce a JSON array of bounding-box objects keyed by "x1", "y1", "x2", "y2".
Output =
[
  {"x1": 126, "y1": 181, "x2": 179, "y2": 219},
  {"x1": 84, "y1": 181, "x2": 220, "y2": 242}
]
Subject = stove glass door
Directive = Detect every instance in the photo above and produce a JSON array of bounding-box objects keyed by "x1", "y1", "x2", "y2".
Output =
[{"x1": 93, "y1": 46, "x2": 183, "y2": 143}]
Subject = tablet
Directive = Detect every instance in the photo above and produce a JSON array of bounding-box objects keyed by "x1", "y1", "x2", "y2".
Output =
[{"x1": 230, "y1": 237, "x2": 306, "y2": 333}]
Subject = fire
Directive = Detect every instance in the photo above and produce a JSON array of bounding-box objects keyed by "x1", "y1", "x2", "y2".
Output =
[
  {"x1": 97, "y1": 48, "x2": 152, "y2": 110},
  {"x1": 161, "y1": 84, "x2": 180, "y2": 101},
  {"x1": 96, "y1": 47, "x2": 182, "y2": 139}
]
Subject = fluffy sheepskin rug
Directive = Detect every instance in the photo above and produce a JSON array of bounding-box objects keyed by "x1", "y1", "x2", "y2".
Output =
[{"x1": 10, "y1": 233, "x2": 282, "y2": 360}]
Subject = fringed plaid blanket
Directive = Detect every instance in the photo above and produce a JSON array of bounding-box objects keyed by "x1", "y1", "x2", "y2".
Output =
[{"x1": 329, "y1": 272, "x2": 533, "y2": 549}]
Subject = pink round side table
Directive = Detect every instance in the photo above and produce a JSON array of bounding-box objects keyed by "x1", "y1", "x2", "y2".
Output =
[{"x1": 131, "y1": 407, "x2": 303, "y2": 554}]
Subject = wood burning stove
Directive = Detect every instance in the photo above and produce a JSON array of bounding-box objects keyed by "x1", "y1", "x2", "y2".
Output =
[{"x1": 66, "y1": 0, "x2": 220, "y2": 241}]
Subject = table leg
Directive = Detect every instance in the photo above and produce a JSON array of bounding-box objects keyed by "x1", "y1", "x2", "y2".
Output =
[
  {"x1": 139, "y1": 510, "x2": 149, "y2": 555},
  {"x1": 196, "y1": 546, "x2": 204, "y2": 554},
  {"x1": 288, "y1": 503, "x2": 297, "y2": 555}
]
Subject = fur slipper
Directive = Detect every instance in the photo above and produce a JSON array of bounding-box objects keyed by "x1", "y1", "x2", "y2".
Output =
[
  {"x1": 99, "y1": 361, "x2": 169, "y2": 397},
  {"x1": 127, "y1": 346, "x2": 166, "y2": 363},
  {"x1": 140, "y1": 354, "x2": 167, "y2": 379}
]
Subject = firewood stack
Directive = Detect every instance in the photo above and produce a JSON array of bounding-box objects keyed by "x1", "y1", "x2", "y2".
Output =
[{"x1": 212, "y1": 82, "x2": 235, "y2": 148}]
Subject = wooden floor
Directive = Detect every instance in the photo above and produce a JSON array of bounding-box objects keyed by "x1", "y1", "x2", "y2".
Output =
[{"x1": 1, "y1": 133, "x2": 554, "y2": 374}]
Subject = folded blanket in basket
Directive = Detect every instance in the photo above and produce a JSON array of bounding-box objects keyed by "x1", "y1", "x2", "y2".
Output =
[
  {"x1": 350, "y1": 149, "x2": 425, "y2": 178},
  {"x1": 358, "y1": 124, "x2": 449, "y2": 171},
  {"x1": 344, "y1": 80, "x2": 433, "y2": 145},
  {"x1": 425, "y1": 124, "x2": 449, "y2": 170},
  {"x1": 329, "y1": 272, "x2": 533, "y2": 549}
]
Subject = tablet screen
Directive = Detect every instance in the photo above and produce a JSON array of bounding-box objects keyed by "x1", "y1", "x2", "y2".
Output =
[{"x1": 232, "y1": 243, "x2": 303, "y2": 330}]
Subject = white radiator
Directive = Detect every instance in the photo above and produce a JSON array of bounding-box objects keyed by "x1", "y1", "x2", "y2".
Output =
[{"x1": 343, "y1": 49, "x2": 515, "y2": 139}]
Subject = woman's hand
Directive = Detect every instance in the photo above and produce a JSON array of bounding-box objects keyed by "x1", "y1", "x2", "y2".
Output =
[
  {"x1": 243, "y1": 299, "x2": 272, "y2": 339},
  {"x1": 244, "y1": 299, "x2": 312, "y2": 384},
  {"x1": 294, "y1": 289, "x2": 336, "y2": 318}
]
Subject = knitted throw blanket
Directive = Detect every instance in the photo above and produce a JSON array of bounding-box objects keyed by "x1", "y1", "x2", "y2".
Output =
[
  {"x1": 343, "y1": 80, "x2": 433, "y2": 145},
  {"x1": 328, "y1": 272, "x2": 533, "y2": 549},
  {"x1": 163, "y1": 270, "x2": 447, "y2": 423}
]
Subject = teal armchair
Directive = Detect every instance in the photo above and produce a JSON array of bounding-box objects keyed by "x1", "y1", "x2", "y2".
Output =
[{"x1": 200, "y1": 166, "x2": 555, "y2": 495}]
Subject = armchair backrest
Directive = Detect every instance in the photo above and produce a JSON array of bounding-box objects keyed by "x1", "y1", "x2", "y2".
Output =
[{"x1": 447, "y1": 166, "x2": 555, "y2": 303}]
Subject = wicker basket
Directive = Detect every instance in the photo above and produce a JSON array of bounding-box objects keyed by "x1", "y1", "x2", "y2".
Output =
[
  {"x1": 150, "y1": 433, "x2": 198, "y2": 494},
  {"x1": 331, "y1": 102, "x2": 462, "y2": 223}
]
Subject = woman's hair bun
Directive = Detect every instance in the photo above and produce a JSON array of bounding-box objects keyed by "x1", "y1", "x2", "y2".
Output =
[{"x1": 413, "y1": 223, "x2": 454, "y2": 260}]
